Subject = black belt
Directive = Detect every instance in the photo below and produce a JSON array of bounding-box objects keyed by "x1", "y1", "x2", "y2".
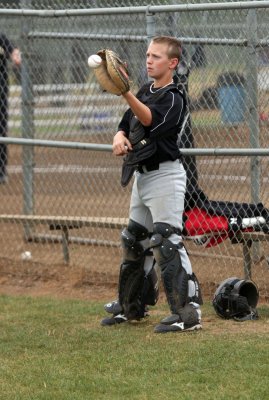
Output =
[
  {"x1": 137, "y1": 163, "x2": 159, "y2": 173},
  {"x1": 137, "y1": 159, "x2": 181, "y2": 174}
]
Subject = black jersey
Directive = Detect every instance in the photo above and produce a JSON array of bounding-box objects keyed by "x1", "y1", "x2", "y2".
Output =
[{"x1": 118, "y1": 82, "x2": 186, "y2": 164}]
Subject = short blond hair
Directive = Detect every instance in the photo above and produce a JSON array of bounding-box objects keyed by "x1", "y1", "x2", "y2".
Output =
[{"x1": 151, "y1": 35, "x2": 182, "y2": 62}]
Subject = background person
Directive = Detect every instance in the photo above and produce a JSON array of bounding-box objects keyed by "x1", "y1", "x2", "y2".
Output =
[{"x1": 0, "y1": 33, "x2": 21, "y2": 184}]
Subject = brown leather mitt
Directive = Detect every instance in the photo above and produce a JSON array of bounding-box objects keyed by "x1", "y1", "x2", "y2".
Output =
[{"x1": 94, "y1": 49, "x2": 130, "y2": 95}]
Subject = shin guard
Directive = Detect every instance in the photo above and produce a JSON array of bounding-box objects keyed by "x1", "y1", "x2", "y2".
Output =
[
  {"x1": 150, "y1": 233, "x2": 188, "y2": 314},
  {"x1": 118, "y1": 220, "x2": 149, "y2": 319}
]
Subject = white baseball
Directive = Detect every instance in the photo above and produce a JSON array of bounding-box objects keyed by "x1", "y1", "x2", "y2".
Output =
[
  {"x1": 21, "y1": 251, "x2": 32, "y2": 261},
  {"x1": 87, "y1": 54, "x2": 102, "y2": 69}
]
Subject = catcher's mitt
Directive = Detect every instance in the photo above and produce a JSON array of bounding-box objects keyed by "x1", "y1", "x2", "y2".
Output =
[{"x1": 94, "y1": 49, "x2": 130, "y2": 95}]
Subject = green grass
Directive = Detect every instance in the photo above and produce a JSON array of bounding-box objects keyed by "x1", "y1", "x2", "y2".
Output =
[
  {"x1": 192, "y1": 109, "x2": 221, "y2": 128},
  {"x1": 0, "y1": 295, "x2": 269, "y2": 400}
]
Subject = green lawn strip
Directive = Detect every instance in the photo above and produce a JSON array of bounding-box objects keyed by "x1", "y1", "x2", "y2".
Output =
[{"x1": 0, "y1": 295, "x2": 268, "y2": 400}]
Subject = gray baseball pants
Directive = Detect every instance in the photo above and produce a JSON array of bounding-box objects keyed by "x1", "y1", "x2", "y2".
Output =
[{"x1": 129, "y1": 159, "x2": 192, "y2": 275}]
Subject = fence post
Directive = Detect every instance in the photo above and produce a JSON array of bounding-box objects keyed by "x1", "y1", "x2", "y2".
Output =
[
  {"x1": 146, "y1": 9, "x2": 156, "y2": 45},
  {"x1": 246, "y1": 9, "x2": 260, "y2": 203},
  {"x1": 246, "y1": 8, "x2": 260, "y2": 261},
  {"x1": 20, "y1": 0, "x2": 35, "y2": 238}
]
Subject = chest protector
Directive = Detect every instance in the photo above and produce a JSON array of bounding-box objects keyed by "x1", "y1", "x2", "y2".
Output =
[{"x1": 121, "y1": 84, "x2": 186, "y2": 187}]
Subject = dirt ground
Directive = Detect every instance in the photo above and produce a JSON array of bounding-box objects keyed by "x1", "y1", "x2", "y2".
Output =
[
  {"x1": 0, "y1": 255, "x2": 118, "y2": 302},
  {"x1": 0, "y1": 243, "x2": 268, "y2": 304}
]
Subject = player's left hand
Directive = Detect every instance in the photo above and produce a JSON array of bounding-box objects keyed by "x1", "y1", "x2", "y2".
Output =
[{"x1": 113, "y1": 131, "x2": 132, "y2": 156}]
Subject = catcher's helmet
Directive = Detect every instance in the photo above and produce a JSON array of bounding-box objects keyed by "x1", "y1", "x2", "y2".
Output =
[{"x1": 212, "y1": 277, "x2": 259, "y2": 321}]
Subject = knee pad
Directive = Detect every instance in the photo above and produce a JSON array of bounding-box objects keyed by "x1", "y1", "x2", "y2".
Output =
[
  {"x1": 121, "y1": 219, "x2": 149, "y2": 262},
  {"x1": 119, "y1": 220, "x2": 149, "y2": 319},
  {"x1": 123, "y1": 219, "x2": 149, "y2": 243}
]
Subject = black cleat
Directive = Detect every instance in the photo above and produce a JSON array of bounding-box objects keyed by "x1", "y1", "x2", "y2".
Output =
[
  {"x1": 154, "y1": 321, "x2": 202, "y2": 333},
  {"x1": 154, "y1": 306, "x2": 202, "y2": 333},
  {"x1": 101, "y1": 313, "x2": 128, "y2": 326}
]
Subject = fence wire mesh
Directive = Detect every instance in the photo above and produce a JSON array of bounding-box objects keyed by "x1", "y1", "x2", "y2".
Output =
[{"x1": 1, "y1": 2, "x2": 269, "y2": 301}]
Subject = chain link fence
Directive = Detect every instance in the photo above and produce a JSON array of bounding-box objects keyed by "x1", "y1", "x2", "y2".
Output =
[{"x1": 1, "y1": 1, "x2": 269, "y2": 301}]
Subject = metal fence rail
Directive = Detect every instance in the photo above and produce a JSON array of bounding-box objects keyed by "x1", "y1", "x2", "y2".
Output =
[{"x1": 1, "y1": 1, "x2": 269, "y2": 300}]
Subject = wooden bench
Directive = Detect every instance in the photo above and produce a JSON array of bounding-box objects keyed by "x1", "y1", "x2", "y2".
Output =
[
  {"x1": 232, "y1": 231, "x2": 269, "y2": 279},
  {"x1": 0, "y1": 214, "x2": 268, "y2": 277},
  {"x1": 0, "y1": 214, "x2": 128, "y2": 264}
]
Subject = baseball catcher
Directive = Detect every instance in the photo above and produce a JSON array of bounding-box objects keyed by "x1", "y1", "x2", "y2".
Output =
[{"x1": 92, "y1": 38, "x2": 203, "y2": 333}]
